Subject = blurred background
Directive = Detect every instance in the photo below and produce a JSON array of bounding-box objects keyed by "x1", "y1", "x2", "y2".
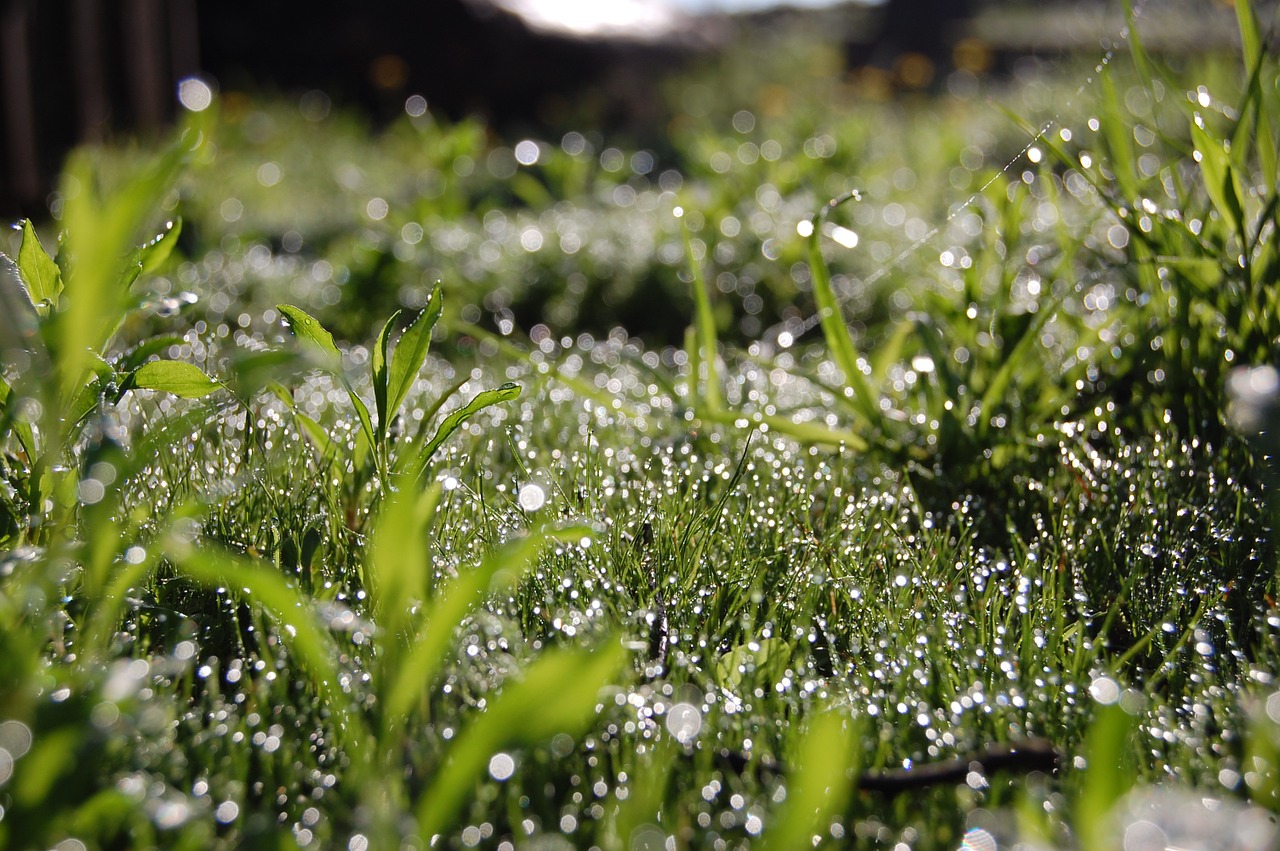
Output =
[{"x1": 0, "y1": 0, "x2": 1248, "y2": 219}]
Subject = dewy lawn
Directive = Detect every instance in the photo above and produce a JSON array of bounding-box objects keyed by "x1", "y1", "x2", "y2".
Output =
[{"x1": 2, "y1": 2, "x2": 1280, "y2": 849}]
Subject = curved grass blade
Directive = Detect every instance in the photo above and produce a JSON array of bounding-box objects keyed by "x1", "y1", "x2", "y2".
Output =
[
  {"x1": 167, "y1": 537, "x2": 370, "y2": 758},
  {"x1": 416, "y1": 640, "x2": 626, "y2": 840},
  {"x1": 404, "y1": 382, "x2": 521, "y2": 479},
  {"x1": 118, "y1": 335, "x2": 185, "y2": 374},
  {"x1": 277, "y1": 304, "x2": 341, "y2": 366},
  {"x1": 383, "y1": 524, "x2": 592, "y2": 725},
  {"x1": 808, "y1": 194, "x2": 878, "y2": 428},
  {"x1": 278, "y1": 303, "x2": 378, "y2": 470},
  {"x1": 760, "y1": 710, "x2": 859, "y2": 851},
  {"x1": 133, "y1": 216, "x2": 183, "y2": 277}
]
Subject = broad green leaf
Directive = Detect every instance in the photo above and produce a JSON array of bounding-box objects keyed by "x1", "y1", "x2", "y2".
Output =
[
  {"x1": 716, "y1": 637, "x2": 792, "y2": 691},
  {"x1": 121, "y1": 360, "x2": 221, "y2": 398},
  {"x1": 761, "y1": 711, "x2": 858, "y2": 851},
  {"x1": 16, "y1": 219, "x2": 63, "y2": 309},
  {"x1": 15, "y1": 220, "x2": 63, "y2": 310},
  {"x1": 417, "y1": 640, "x2": 626, "y2": 839},
  {"x1": 386, "y1": 282, "x2": 443, "y2": 427},
  {"x1": 277, "y1": 304, "x2": 341, "y2": 365},
  {"x1": 404, "y1": 382, "x2": 522, "y2": 479}
]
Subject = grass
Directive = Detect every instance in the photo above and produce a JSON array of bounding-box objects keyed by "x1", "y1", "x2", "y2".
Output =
[{"x1": 2, "y1": 2, "x2": 1280, "y2": 848}]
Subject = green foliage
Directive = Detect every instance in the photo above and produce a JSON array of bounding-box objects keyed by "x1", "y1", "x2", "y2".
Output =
[
  {"x1": 277, "y1": 289, "x2": 520, "y2": 489},
  {"x1": 3, "y1": 4, "x2": 1280, "y2": 849}
]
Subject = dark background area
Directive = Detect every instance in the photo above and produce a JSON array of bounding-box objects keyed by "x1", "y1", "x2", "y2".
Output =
[
  {"x1": 0, "y1": 0, "x2": 984, "y2": 219},
  {"x1": 1, "y1": 0, "x2": 1255, "y2": 220}
]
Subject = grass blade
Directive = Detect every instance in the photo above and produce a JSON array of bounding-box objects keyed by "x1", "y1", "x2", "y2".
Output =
[
  {"x1": 387, "y1": 282, "x2": 443, "y2": 426},
  {"x1": 416, "y1": 640, "x2": 626, "y2": 839},
  {"x1": 808, "y1": 194, "x2": 877, "y2": 427},
  {"x1": 372, "y1": 309, "x2": 400, "y2": 442},
  {"x1": 383, "y1": 524, "x2": 591, "y2": 724},
  {"x1": 278, "y1": 303, "x2": 379, "y2": 470},
  {"x1": 1190, "y1": 118, "x2": 1246, "y2": 239},
  {"x1": 277, "y1": 304, "x2": 342, "y2": 367},
  {"x1": 133, "y1": 217, "x2": 183, "y2": 277},
  {"x1": 404, "y1": 382, "x2": 521, "y2": 479},
  {"x1": 760, "y1": 710, "x2": 858, "y2": 851},
  {"x1": 682, "y1": 208, "x2": 723, "y2": 414}
]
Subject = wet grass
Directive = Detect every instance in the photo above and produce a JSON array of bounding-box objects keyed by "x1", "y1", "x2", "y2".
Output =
[{"x1": 3, "y1": 2, "x2": 1280, "y2": 849}]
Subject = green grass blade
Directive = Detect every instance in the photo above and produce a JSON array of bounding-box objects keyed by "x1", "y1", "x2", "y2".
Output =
[
  {"x1": 56, "y1": 130, "x2": 195, "y2": 403},
  {"x1": 404, "y1": 382, "x2": 521, "y2": 479},
  {"x1": 369, "y1": 477, "x2": 442, "y2": 644},
  {"x1": 681, "y1": 208, "x2": 722, "y2": 414},
  {"x1": 976, "y1": 296, "x2": 1061, "y2": 440},
  {"x1": 373, "y1": 309, "x2": 400, "y2": 442},
  {"x1": 383, "y1": 524, "x2": 592, "y2": 724},
  {"x1": 120, "y1": 360, "x2": 222, "y2": 399},
  {"x1": 387, "y1": 282, "x2": 443, "y2": 426},
  {"x1": 1190, "y1": 117, "x2": 1246, "y2": 239},
  {"x1": 293, "y1": 411, "x2": 339, "y2": 464},
  {"x1": 760, "y1": 710, "x2": 858, "y2": 851},
  {"x1": 1099, "y1": 66, "x2": 1139, "y2": 201},
  {"x1": 133, "y1": 216, "x2": 183, "y2": 277},
  {"x1": 118, "y1": 335, "x2": 185, "y2": 374},
  {"x1": 808, "y1": 194, "x2": 877, "y2": 427},
  {"x1": 278, "y1": 303, "x2": 379, "y2": 469},
  {"x1": 345, "y1": 378, "x2": 379, "y2": 471},
  {"x1": 416, "y1": 640, "x2": 626, "y2": 839},
  {"x1": 1076, "y1": 702, "x2": 1136, "y2": 851},
  {"x1": 277, "y1": 304, "x2": 342, "y2": 367},
  {"x1": 1121, "y1": 0, "x2": 1157, "y2": 91},
  {"x1": 167, "y1": 537, "x2": 370, "y2": 757},
  {"x1": 1235, "y1": 0, "x2": 1262, "y2": 79}
]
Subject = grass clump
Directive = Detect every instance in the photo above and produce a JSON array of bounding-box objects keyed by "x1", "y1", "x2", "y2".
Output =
[{"x1": 2, "y1": 2, "x2": 1280, "y2": 849}]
